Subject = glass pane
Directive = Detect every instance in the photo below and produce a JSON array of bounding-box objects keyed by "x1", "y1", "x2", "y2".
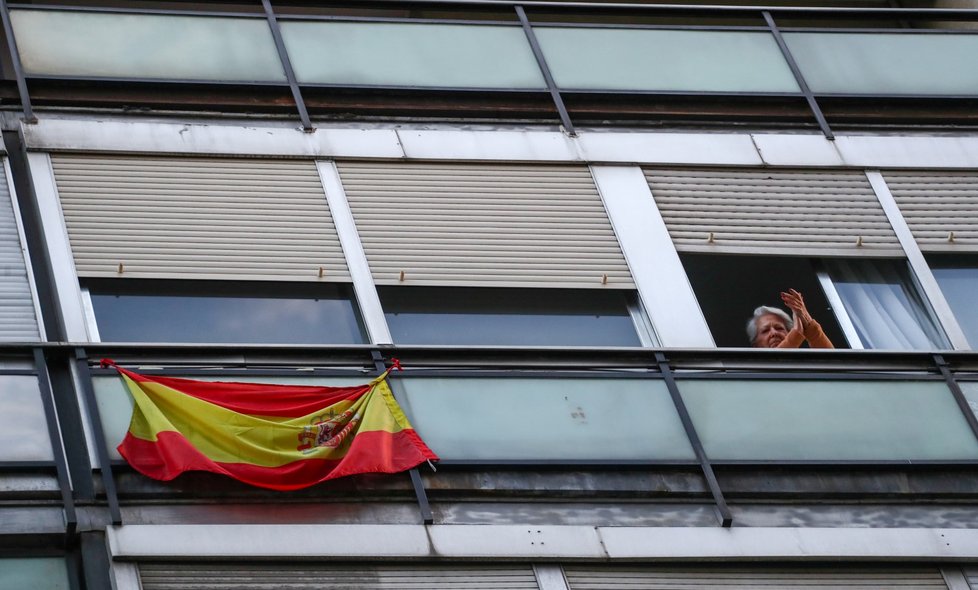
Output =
[
  {"x1": 380, "y1": 287, "x2": 642, "y2": 346},
  {"x1": 960, "y1": 382, "x2": 978, "y2": 420},
  {"x1": 931, "y1": 265, "x2": 978, "y2": 350},
  {"x1": 825, "y1": 259, "x2": 948, "y2": 350},
  {"x1": 89, "y1": 284, "x2": 364, "y2": 344},
  {"x1": 94, "y1": 375, "x2": 367, "y2": 460},
  {"x1": 680, "y1": 379, "x2": 978, "y2": 461},
  {"x1": 0, "y1": 376, "x2": 54, "y2": 461},
  {"x1": 0, "y1": 558, "x2": 70, "y2": 590},
  {"x1": 785, "y1": 32, "x2": 978, "y2": 95},
  {"x1": 398, "y1": 377, "x2": 695, "y2": 460},
  {"x1": 11, "y1": 9, "x2": 286, "y2": 82},
  {"x1": 281, "y1": 21, "x2": 545, "y2": 89},
  {"x1": 534, "y1": 28, "x2": 799, "y2": 92}
]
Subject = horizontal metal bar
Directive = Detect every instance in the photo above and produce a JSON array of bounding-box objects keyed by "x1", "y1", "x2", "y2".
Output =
[
  {"x1": 277, "y1": 14, "x2": 517, "y2": 25},
  {"x1": 711, "y1": 459, "x2": 978, "y2": 466},
  {"x1": 25, "y1": 74, "x2": 291, "y2": 87},
  {"x1": 0, "y1": 368, "x2": 38, "y2": 376},
  {"x1": 7, "y1": 4, "x2": 266, "y2": 18},
  {"x1": 422, "y1": 459, "x2": 702, "y2": 467},
  {"x1": 299, "y1": 83, "x2": 550, "y2": 93},
  {"x1": 673, "y1": 372, "x2": 943, "y2": 381},
  {"x1": 17, "y1": 0, "x2": 978, "y2": 18},
  {"x1": 0, "y1": 460, "x2": 58, "y2": 469},
  {"x1": 528, "y1": 22, "x2": 770, "y2": 31}
]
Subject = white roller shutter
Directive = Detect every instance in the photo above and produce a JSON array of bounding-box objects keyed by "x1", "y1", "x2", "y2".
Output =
[
  {"x1": 645, "y1": 168, "x2": 902, "y2": 257},
  {"x1": 139, "y1": 563, "x2": 540, "y2": 589},
  {"x1": 337, "y1": 162, "x2": 635, "y2": 289},
  {"x1": 882, "y1": 171, "x2": 978, "y2": 253},
  {"x1": 564, "y1": 565, "x2": 949, "y2": 589},
  {"x1": 51, "y1": 155, "x2": 350, "y2": 282},
  {"x1": 0, "y1": 162, "x2": 40, "y2": 341}
]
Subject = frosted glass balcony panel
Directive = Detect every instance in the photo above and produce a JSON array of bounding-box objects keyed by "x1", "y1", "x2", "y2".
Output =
[
  {"x1": 960, "y1": 382, "x2": 978, "y2": 420},
  {"x1": 281, "y1": 21, "x2": 545, "y2": 88},
  {"x1": 0, "y1": 559, "x2": 69, "y2": 590},
  {"x1": 94, "y1": 375, "x2": 366, "y2": 460},
  {"x1": 785, "y1": 32, "x2": 978, "y2": 95},
  {"x1": 0, "y1": 376, "x2": 54, "y2": 461},
  {"x1": 534, "y1": 28, "x2": 800, "y2": 92},
  {"x1": 398, "y1": 377, "x2": 695, "y2": 461},
  {"x1": 10, "y1": 9, "x2": 286, "y2": 82},
  {"x1": 680, "y1": 379, "x2": 978, "y2": 461}
]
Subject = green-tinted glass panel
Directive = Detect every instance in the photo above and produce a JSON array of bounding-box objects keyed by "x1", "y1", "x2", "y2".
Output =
[
  {"x1": 960, "y1": 382, "x2": 978, "y2": 419},
  {"x1": 398, "y1": 377, "x2": 694, "y2": 460},
  {"x1": 535, "y1": 28, "x2": 799, "y2": 92},
  {"x1": 11, "y1": 9, "x2": 286, "y2": 82},
  {"x1": 281, "y1": 21, "x2": 545, "y2": 88},
  {"x1": 0, "y1": 558, "x2": 70, "y2": 590},
  {"x1": 680, "y1": 379, "x2": 978, "y2": 461},
  {"x1": 785, "y1": 32, "x2": 978, "y2": 95},
  {"x1": 0, "y1": 375, "x2": 54, "y2": 461},
  {"x1": 93, "y1": 375, "x2": 367, "y2": 460}
]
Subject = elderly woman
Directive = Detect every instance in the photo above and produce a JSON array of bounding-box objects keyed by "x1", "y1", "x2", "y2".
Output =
[{"x1": 747, "y1": 288, "x2": 834, "y2": 349}]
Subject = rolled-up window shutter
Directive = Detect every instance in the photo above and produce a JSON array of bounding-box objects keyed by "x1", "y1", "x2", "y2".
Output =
[
  {"x1": 337, "y1": 162, "x2": 635, "y2": 289},
  {"x1": 51, "y1": 155, "x2": 350, "y2": 282},
  {"x1": 0, "y1": 162, "x2": 40, "y2": 341},
  {"x1": 645, "y1": 168, "x2": 902, "y2": 257},
  {"x1": 564, "y1": 565, "x2": 949, "y2": 589},
  {"x1": 139, "y1": 563, "x2": 540, "y2": 590},
  {"x1": 882, "y1": 171, "x2": 978, "y2": 253}
]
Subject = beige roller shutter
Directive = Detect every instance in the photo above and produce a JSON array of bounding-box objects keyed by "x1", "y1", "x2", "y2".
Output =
[
  {"x1": 645, "y1": 168, "x2": 902, "y2": 257},
  {"x1": 51, "y1": 155, "x2": 350, "y2": 282},
  {"x1": 0, "y1": 162, "x2": 40, "y2": 341},
  {"x1": 883, "y1": 171, "x2": 978, "y2": 252},
  {"x1": 139, "y1": 563, "x2": 540, "y2": 589},
  {"x1": 564, "y1": 565, "x2": 949, "y2": 589},
  {"x1": 337, "y1": 162, "x2": 635, "y2": 289}
]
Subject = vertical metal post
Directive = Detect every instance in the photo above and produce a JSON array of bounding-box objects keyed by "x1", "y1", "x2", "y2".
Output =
[
  {"x1": 73, "y1": 348, "x2": 122, "y2": 525},
  {"x1": 934, "y1": 354, "x2": 978, "y2": 445},
  {"x1": 0, "y1": 0, "x2": 35, "y2": 123},
  {"x1": 371, "y1": 350, "x2": 433, "y2": 525},
  {"x1": 762, "y1": 11, "x2": 834, "y2": 140},
  {"x1": 655, "y1": 352, "x2": 733, "y2": 527},
  {"x1": 260, "y1": 0, "x2": 313, "y2": 132},
  {"x1": 33, "y1": 347, "x2": 77, "y2": 537},
  {"x1": 515, "y1": 5, "x2": 576, "y2": 137}
]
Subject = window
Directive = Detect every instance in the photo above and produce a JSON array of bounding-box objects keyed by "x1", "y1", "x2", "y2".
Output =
[
  {"x1": 682, "y1": 254, "x2": 947, "y2": 350},
  {"x1": 681, "y1": 254, "x2": 847, "y2": 348},
  {"x1": 87, "y1": 280, "x2": 366, "y2": 344},
  {"x1": 379, "y1": 287, "x2": 646, "y2": 346},
  {"x1": 928, "y1": 255, "x2": 978, "y2": 350}
]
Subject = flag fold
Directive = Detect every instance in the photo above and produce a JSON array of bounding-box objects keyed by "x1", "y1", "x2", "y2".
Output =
[{"x1": 110, "y1": 365, "x2": 438, "y2": 491}]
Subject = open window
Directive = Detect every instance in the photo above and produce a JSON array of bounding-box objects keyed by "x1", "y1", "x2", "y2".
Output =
[
  {"x1": 927, "y1": 254, "x2": 978, "y2": 350},
  {"x1": 682, "y1": 254, "x2": 947, "y2": 350},
  {"x1": 85, "y1": 280, "x2": 366, "y2": 344}
]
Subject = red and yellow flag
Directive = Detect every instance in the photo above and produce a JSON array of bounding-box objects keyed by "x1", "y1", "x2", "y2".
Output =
[{"x1": 108, "y1": 364, "x2": 438, "y2": 491}]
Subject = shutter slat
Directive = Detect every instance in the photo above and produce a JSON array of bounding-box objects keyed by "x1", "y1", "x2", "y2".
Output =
[
  {"x1": 883, "y1": 170, "x2": 978, "y2": 253},
  {"x1": 52, "y1": 155, "x2": 351, "y2": 282},
  {"x1": 139, "y1": 563, "x2": 539, "y2": 590},
  {"x1": 564, "y1": 566, "x2": 948, "y2": 589},
  {"x1": 339, "y1": 162, "x2": 635, "y2": 289},
  {"x1": 0, "y1": 160, "x2": 40, "y2": 341},
  {"x1": 645, "y1": 168, "x2": 902, "y2": 256}
]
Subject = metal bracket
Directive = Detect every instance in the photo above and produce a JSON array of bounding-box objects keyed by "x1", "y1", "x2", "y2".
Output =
[
  {"x1": 656, "y1": 352, "x2": 733, "y2": 527},
  {"x1": 371, "y1": 350, "x2": 434, "y2": 525}
]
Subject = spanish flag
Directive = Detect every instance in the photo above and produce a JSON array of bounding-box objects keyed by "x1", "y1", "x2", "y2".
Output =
[{"x1": 107, "y1": 363, "x2": 438, "y2": 491}]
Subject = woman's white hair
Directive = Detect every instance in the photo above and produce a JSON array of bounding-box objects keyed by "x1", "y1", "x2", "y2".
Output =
[{"x1": 746, "y1": 306, "x2": 793, "y2": 345}]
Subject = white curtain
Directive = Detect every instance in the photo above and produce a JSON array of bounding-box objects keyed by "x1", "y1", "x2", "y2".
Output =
[{"x1": 825, "y1": 259, "x2": 947, "y2": 350}]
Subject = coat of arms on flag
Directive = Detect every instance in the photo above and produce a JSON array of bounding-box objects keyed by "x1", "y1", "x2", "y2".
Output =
[{"x1": 102, "y1": 361, "x2": 438, "y2": 491}]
